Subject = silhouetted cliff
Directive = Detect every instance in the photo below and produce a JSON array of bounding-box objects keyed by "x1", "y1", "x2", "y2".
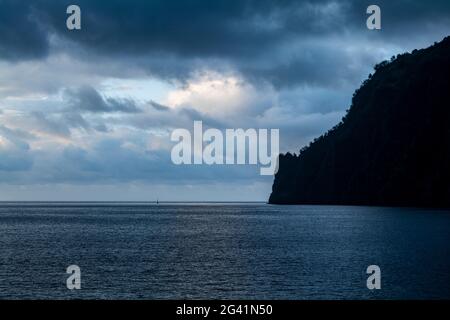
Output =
[{"x1": 269, "y1": 36, "x2": 450, "y2": 207}]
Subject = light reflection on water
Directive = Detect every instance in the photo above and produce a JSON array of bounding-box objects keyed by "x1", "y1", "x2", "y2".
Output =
[{"x1": 0, "y1": 203, "x2": 449, "y2": 299}]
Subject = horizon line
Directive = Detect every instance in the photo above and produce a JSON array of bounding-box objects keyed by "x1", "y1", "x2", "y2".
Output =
[{"x1": 0, "y1": 200, "x2": 268, "y2": 203}]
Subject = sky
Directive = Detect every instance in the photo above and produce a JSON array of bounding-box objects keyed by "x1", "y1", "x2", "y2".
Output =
[{"x1": 0, "y1": 0, "x2": 449, "y2": 201}]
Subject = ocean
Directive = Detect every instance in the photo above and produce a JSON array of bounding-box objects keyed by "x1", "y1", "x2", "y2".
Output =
[{"x1": 0, "y1": 203, "x2": 449, "y2": 299}]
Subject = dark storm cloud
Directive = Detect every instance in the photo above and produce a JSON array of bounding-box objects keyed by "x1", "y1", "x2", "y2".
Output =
[
  {"x1": 242, "y1": 44, "x2": 380, "y2": 89},
  {"x1": 44, "y1": 0, "x2": 450, "y2": 57},
  {"x1": 0, "y1": 0, "x2": 49, "y2": 61},
  {"x1": 1, "y1": 0, "x2": 449, "y2": 86},
  {"x1": 65, "y1": 85, "x2": 141, "y2": 113}
]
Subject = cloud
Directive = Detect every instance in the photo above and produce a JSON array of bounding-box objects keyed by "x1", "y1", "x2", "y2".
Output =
[
  {"x1": 39, "y1": 0, "x2": 450, "y2": 57},
  {"x1": 0, "y1": 134, "x2": 267, "y2": 185},
  {"x1": 0, "y1": 0, "x2": 449, "y2": 199},
  {"x1": 165, "y1": 72, "x2": 275, "y2": 117},
  {"x1": 0, "y1": 0, "x2": 49, "y2": 61},
  {"x1": 148, "y1": 100, "x2": 170, "y2": 111},
  {"x1": 64, "y1": 85, "x2": 141, "y2": 113},
  {"x1": 0, "y1": 125, "x2": 33, "y2": 171},
  {"x1": 1, "y1": 0, "x2": 449, "y2": 88}
]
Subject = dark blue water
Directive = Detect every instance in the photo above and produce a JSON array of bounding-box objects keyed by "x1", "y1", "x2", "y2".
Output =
[{"x1": 0, "y1": 203, "x2": 449, "y2": 299}]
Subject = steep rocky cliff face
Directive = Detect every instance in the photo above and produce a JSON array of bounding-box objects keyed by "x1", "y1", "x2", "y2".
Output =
[{"x1": 269, "y1": 36, "x2": 450, "y2": 207}]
